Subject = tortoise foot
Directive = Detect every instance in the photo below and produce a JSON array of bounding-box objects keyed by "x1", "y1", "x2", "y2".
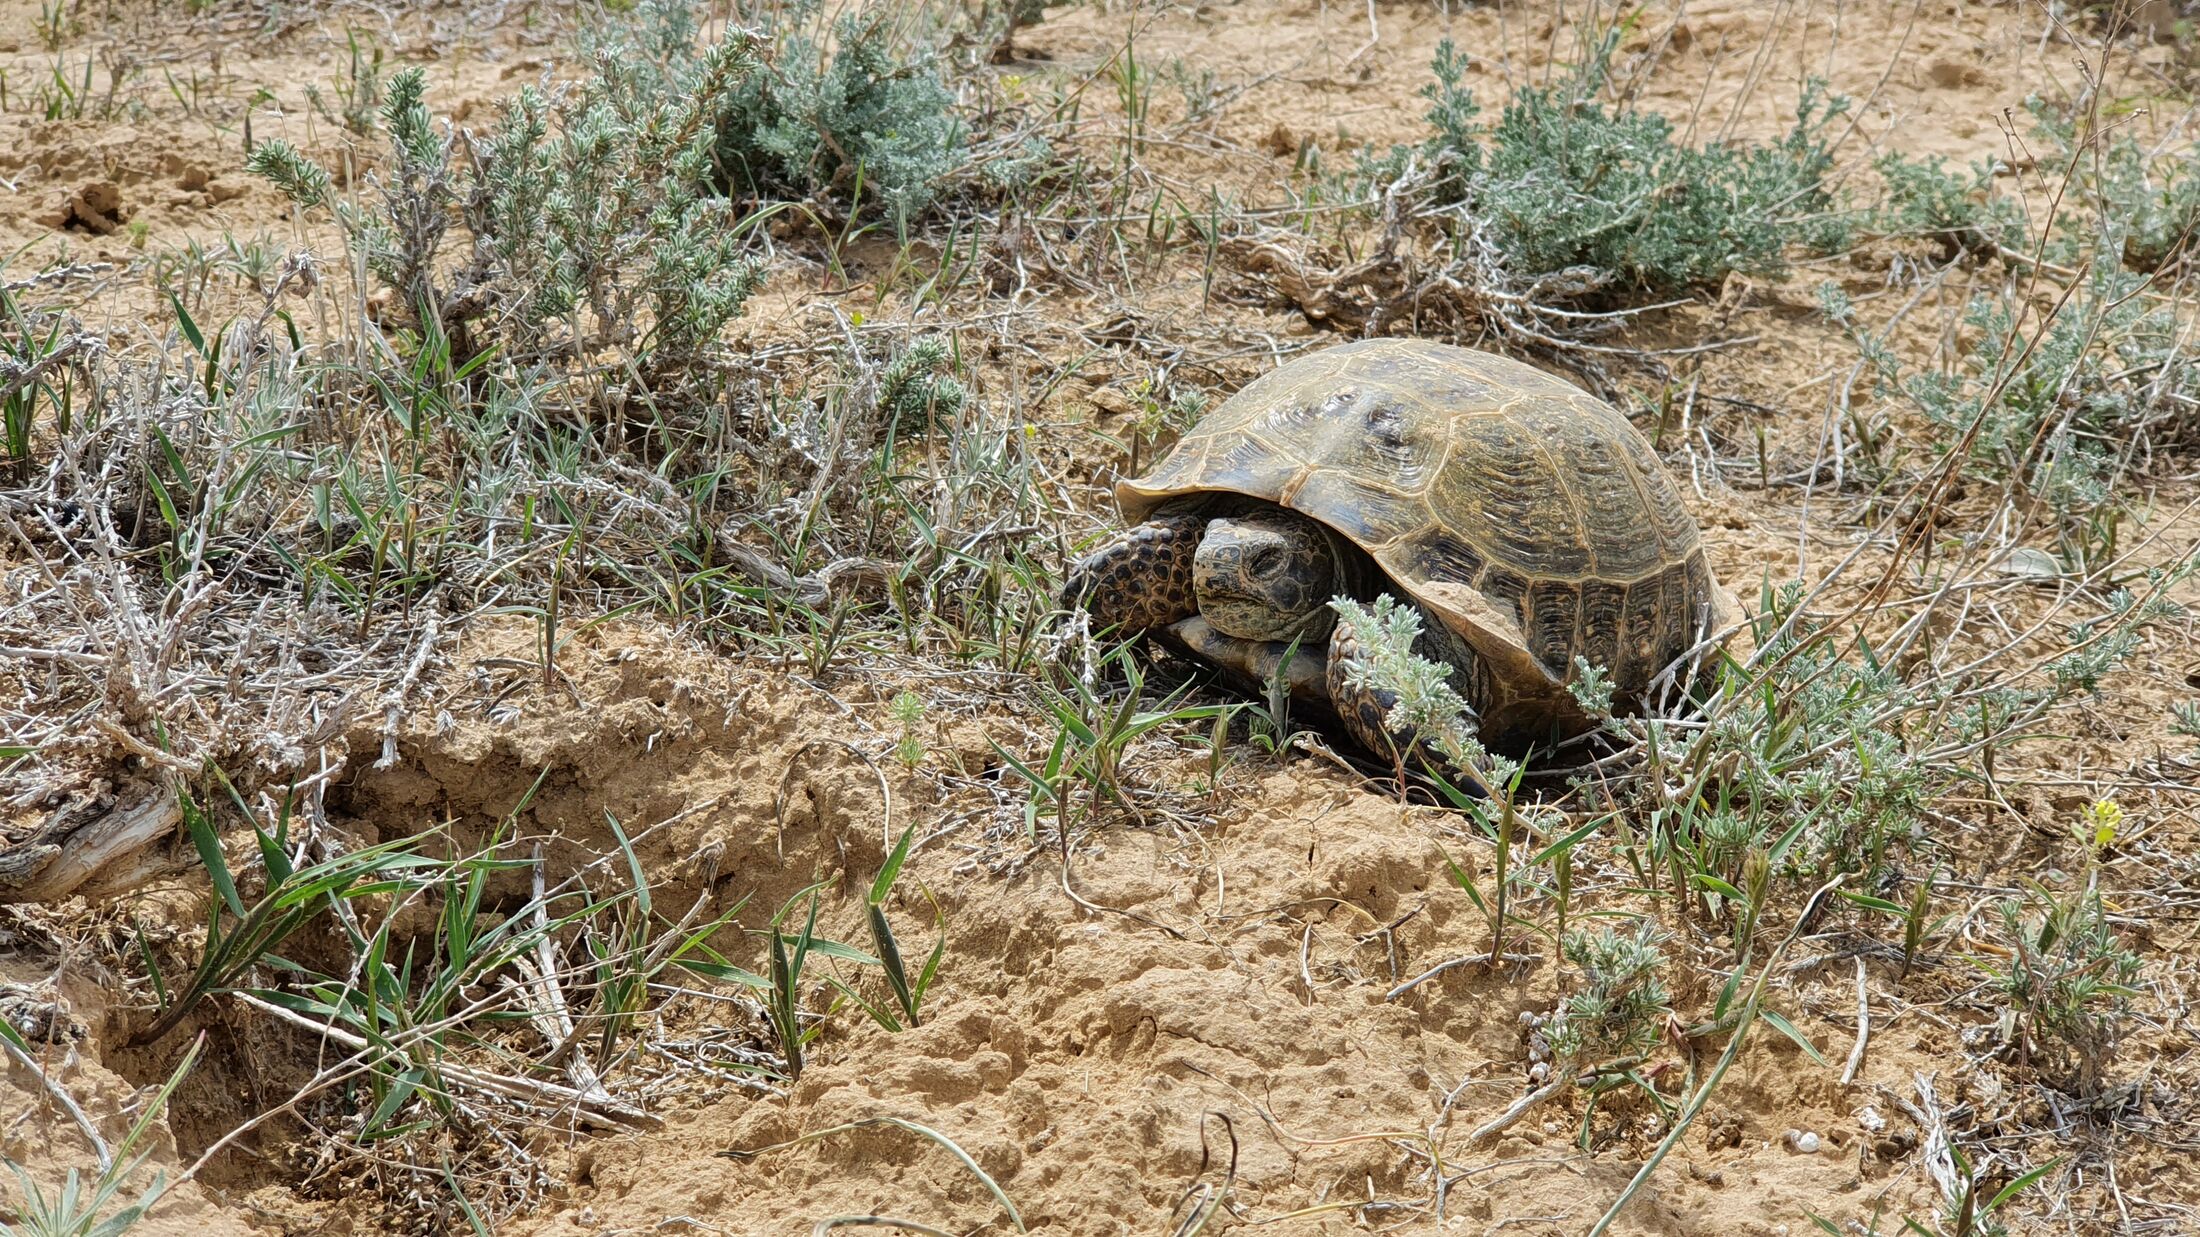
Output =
[{"x1": 1059, "y1": 505, "x2": 1208, "y2": 636}]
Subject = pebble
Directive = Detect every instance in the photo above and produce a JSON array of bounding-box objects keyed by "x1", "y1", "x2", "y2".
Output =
[{"x1": 1784, "y1": 1129, "x2": 1823, "y2": 1153}]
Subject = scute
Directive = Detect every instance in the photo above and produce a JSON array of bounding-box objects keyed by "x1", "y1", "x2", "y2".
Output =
[
  {"x1": 1521, "y1": 582, "x2": 1581, "y2": 674},
  {"x1": 1438, "y1": 412, "x2": 1588, "y2": 578},
  {"x1": 1114, "y1": 338, "x2": 1733, "y2": 722},
  {"x1": 1289, "y1": 469, "x2": 1435, "y2": 548}
]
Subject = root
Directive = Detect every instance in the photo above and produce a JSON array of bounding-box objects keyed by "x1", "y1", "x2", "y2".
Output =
[{"x1": 0, "y1": 776, "x2": 183, "y2": 904}]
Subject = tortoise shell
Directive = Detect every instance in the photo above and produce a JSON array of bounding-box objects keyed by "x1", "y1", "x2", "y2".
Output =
[{"x1": 1119, "y1": 338, "x2": 1737, "y2": 741}]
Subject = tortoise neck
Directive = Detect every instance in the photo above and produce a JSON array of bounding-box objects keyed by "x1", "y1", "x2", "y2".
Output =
[{"x1": 1325, "y1": 532, "x2": 1387, "y2": 607}]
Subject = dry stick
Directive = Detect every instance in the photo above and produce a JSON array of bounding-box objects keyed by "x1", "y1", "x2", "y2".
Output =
[
  {"x1": 811, "y1": 1220, "x2": 958, "y2": 1237},
  {"x1": 1819, "y1": 0, "x2": 1924, "y2": 159},
  {"x1": 0, "y1": 1031, "x2": 112, "y2": 1172},
  {"x1": 1338, "y1": 0, "x2": 1379, "y2": 70},
  {"x1": 0, "y1": 643, "x2": 103, "y2": 667},
  {"x1": 0, "y1": 776, "x2": 182, "y2": 904},
  {"x1": 1464, "y1": 1072, "x2": 1573, "y2": 1148},
  {"x1": 0, "y1": 332, "x2": 100, "y2": 407},
  {"x1": 1709, "y1": 0, "x2": 1791, "y2": 147},
  {"x1": 1385, "y1": 951, "x2": 1542, "y2": 1001},
  {"x1": 1586, "y1": 875, "x2": 1848, "y2": 1237},
  {"x1": 1165, "y1": 1111, "x2": 1239, "y2": 1237},
  {"x1": 772, "y1": 738, "x2": 893, "y2": 858},
  {"x1": 1841, "y1": 955, "x2": 1871, "y2": 1087},
  {"x1": 233, "y1": 993, "x2": 660, "y2": 1130},
  {"x1": 522, "y1": 841, "x2": 613, "y2": 1107},
  {"x1": 1058, "y1": 807, "x2": 1186, "y2": 941},
  {"x1": 1891, "y1": 1073, "x2": 1965, "y2": 1212},
  {"x1": 374, "y1": 605, "x2": 443, "y2": 770}
]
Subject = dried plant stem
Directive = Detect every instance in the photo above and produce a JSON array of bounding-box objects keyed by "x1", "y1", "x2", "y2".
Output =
[
  {"x1": 0, "y1": 776, "x2": 181, "y2": 904},
  {"x1": 1841, "y1": 957, "x2": 1871, "y2": 1087},
  {"x1": 1465, "y1": 1071, "x2": 1574, "y2": 1148},
  {"x1": 0, "y1": 1030, "x2": 113, "y2": 1171},
  {"x1": 233, "y1": 993, "x2": 660, "y2": 1130},
  {"x1": 1385, "y1": 952, "x2": 1543, "y2": 1001}
]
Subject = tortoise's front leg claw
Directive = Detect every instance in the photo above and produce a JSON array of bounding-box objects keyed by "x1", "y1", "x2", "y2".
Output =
[{"x1": 1325, "y1": 612, "x2": 1494, "y2": 798}]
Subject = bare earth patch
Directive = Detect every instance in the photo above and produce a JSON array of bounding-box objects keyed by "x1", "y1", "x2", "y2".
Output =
[{"x1": 4, "y1": 1, "x2": 2199, "y2": 1235}]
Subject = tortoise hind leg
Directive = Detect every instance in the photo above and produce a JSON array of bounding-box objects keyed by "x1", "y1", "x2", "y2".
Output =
[
  {"x1": 1060, "y1": 503, "x2": 1207, "y2": 636},
  {"x1": 1325, "y1": 602, "x2": 1496, "y2": 798}
]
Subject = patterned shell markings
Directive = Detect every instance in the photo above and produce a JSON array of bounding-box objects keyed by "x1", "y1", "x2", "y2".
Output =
[{"x1": 1118, "y1": 338, "x2": 1732, "y2": 709}]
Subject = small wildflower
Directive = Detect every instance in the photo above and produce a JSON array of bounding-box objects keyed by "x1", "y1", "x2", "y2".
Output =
[{"x1": 2082, "y1": 798, "x2": 2122, "y2": 852}]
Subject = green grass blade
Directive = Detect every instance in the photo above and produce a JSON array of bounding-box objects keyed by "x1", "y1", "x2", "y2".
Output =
[{"x1": 871, "y1": 824, "x2": 917, "y2": 906}]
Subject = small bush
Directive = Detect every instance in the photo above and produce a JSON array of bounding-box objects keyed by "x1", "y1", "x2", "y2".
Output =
[
  {"x1": 1840, "y1": 92, "x2": 2200, "y2": 569},
  {"x1": 1612, "y1": 574, "x2": 2170, "y2": 895},
  {"x1": 1874, "y1": 96, "x2": 2200, "y2": 274},
  {"x1": 876, "y1": 334, "x2": 969, "y2": 434},
  {"x1": 253, "y1": 29, "x2": 765, "y2": 395},
  {"x1": 1692, "y1": 582, "x2": 1931, "y2": 882},
  {"x1": 1327, "y1": 594, "x2": 1502, "y2": 785},
  {"x1": 1821, "y1": 262, "x2": 2195, "y2": 565},
  {"x1": 1547, "y1": 921, "x2": 1673, "y2": 1068},
  {"x1": 716, "y1": 7, "x2": 963, "y2": 229},
  {"x1": 1871, "y1": 151, "x2": 2028, "y2": 260},
  {"x1": 249, "y1": 1, "x2": 1029, "y2": 397},
  {"x1": 1374, "y1": 35, "x2": 1850, "y2": 298},
  {"x1": 1986, "y1": 851, "x2": 2141, "y2": 1096},
  {"x1": 2024, "y1": 96, "x2": 2200, "y2": 273}
]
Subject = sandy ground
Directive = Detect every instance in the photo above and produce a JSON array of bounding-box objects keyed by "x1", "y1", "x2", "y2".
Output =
[{"x1": 4, "y1": 0, "x2": 2200, "y2": 1234}]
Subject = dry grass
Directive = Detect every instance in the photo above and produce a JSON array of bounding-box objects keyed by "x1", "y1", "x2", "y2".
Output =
[{"x1": 2, "y1": 0, "x2": 2199, "y2": 1234}]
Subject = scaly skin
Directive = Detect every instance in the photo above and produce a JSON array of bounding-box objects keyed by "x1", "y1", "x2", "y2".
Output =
[
  {"x1": 1059, "y1": 505, "x2": 1209, "y2": 635},
  {"x1": 1065, "y1": 499, "x2": 1495, "y2": 797},
  {"x1": 1190, "y1": 509, "x2": 1338, "y2": 642}
]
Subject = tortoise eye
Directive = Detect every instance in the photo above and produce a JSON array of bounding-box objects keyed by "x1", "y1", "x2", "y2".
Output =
[{"x1": 1249, "y1": 546, "x2": 1282, "y2": 576}]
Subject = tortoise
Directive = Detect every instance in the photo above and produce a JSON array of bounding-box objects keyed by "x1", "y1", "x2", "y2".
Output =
[{"x1": 1060, "y1": 337, "x2": 1738, "y2": 790}]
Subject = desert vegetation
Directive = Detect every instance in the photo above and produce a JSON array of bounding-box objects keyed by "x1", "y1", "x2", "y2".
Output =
[{"x1": 2, "y1": 1, "x2": 2197, "y2": 1235}]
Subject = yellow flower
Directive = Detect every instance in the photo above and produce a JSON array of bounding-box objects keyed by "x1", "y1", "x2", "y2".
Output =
[{"x1": 2082, "y1": 798, "x2": 2123, "y2": 850}]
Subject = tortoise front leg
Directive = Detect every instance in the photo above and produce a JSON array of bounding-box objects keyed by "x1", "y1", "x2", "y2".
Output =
[
  {"x1": 1059, "y1": 504, "x2": 1208, "y2": 636},
  {"x1": 1325, "y1": 605, "x2": 1495, "y2": 798},
  {"x1": 1156, "y1": 616, "x2": 1329, "y2": 708}
]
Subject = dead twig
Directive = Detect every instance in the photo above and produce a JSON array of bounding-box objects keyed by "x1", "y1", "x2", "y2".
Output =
[
  {"x1": 0, "y1": 777, "x2": 183, "y2": 904},
  {"x1": 1841, "y1": 956, "x2": 1871, "y2": 1087},
  {"x1": 233, "y1": 992, "x2": 661, "y2": 1131}
]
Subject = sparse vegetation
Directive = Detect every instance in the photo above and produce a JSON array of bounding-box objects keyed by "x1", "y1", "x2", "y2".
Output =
[
  {"x1": 0, "y1": 1037, "x2": 199, "y2": 1237},
  {"x1": 713, "y1": 5, "x2": 962, "y2": 229},
  {"x1": 1848, "y1": 91, "x2": 2200, "y2": 564},
  {"x1": 2, "y1": 1, "x2": 2196, "y2": 1235},
  {"x1": 1547, "y1": 920, "x2": 1673, "y2": 1085},
  {"x1": 1976, "y1": 802, "x2": 2142, "y2": 1096},
  {"x1": 1325, "y1": 594, "x2": 1494, "y2": 780},
  {"x1": 1377, "y1": 36, "x2": 1850, "y2": 298}
]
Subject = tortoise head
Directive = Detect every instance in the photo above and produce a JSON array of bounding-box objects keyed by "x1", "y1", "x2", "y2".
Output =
[{"x1": 1193, "y1": 508, "x2": 1339, "y2": 643}]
